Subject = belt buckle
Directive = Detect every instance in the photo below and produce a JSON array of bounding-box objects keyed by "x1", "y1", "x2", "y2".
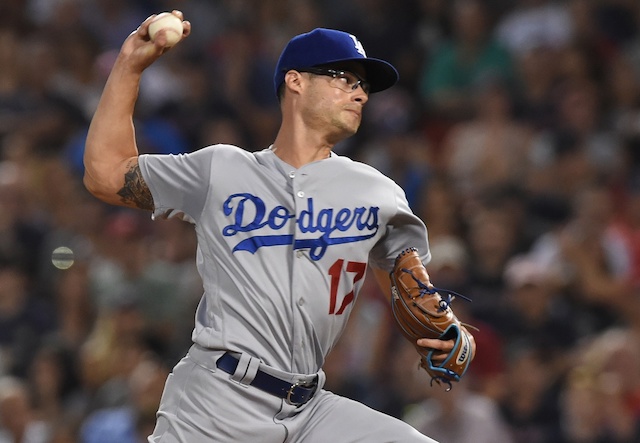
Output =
[{"x1": 285, "y1": 378, "x2": 316, "y2": 406}]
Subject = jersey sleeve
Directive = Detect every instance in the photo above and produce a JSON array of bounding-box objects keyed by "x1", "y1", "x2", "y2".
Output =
[
  {"x1": 138, "y1": 147, "x2": 214, "y2": 223},
  {"x1": 369, "y1": 182, "x2": 431, "y2": 271}
]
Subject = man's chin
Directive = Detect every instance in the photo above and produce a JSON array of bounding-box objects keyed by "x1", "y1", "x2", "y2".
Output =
[
  {"x1": 343, "y1": 120, "x2": 361, "y2": 136},
  {"x1": 329, "y1": 123, "x2": 359, "y2": 142}
]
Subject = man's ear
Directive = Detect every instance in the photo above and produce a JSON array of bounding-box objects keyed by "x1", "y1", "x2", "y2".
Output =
[{"x1": 284, "y1": 70, "x2": 304, "y2": 94}]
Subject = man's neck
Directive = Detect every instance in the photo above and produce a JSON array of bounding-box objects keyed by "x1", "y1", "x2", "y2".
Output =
[{"x1": 271, "y1": 128, "x2": 334, "y2": 168}]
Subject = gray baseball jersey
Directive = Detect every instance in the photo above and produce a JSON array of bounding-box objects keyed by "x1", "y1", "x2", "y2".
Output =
[{"x1": 139, "y1": 144, "x2": 430, "y2": 374}]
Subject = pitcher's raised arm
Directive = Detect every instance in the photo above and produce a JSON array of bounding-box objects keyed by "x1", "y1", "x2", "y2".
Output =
[{"x1": 83, "y1": 11, "x2": 190, "y2": 209}]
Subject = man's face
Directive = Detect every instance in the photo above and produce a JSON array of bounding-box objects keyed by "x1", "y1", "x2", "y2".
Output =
[{"x1": 299, "y1": 62, "x2": 370, "y2": 141}]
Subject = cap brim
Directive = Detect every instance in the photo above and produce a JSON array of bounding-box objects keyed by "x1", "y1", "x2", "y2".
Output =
[{"x1": 316, "y1": 57, "x2": 399, "y2": 93}]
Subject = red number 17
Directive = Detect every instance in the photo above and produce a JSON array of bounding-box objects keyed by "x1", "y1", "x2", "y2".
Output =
[{"x1": 328, "y1": 259, "x2": 366, "y2": 315}]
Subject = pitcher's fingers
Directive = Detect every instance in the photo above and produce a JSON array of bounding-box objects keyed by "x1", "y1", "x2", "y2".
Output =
[
  {"x1": 417, "y1": 338, "x2": 454, "y2": 352},
  {"x1": 137, "y1": 14, "x2": 159, "y2": 39}
]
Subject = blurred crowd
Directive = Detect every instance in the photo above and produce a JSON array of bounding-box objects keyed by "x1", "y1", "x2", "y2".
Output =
[{"x1": 1, "y1": 0, "x2": 640, "y2": 442}]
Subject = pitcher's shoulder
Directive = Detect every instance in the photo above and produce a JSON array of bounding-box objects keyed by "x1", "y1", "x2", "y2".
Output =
[
  {"x1": 186, "y1": 144, "x2": 262, "y2": 165},
  {"x1": 332, "y1": 155, "x2": 396, "y2": 183}
]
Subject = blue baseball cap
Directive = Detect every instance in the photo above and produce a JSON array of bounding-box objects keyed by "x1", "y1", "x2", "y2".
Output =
[{"x1": 274, "y1": 28, "x2": 399, "y2": 96}]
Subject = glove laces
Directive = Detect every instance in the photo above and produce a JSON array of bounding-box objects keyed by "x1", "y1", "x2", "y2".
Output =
[{"x1": 401, "y1": 268, "x2": 472, "y2": 312}]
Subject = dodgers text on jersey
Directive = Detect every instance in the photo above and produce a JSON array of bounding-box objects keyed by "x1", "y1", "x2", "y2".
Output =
[{"x1": 222, "y1": 193, "x2": 380, "y2": 260}]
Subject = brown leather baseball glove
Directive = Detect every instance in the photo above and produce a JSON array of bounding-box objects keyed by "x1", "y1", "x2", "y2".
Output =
[{"x1": 390, "y1": 247, "x2": 475, "y2": 389}]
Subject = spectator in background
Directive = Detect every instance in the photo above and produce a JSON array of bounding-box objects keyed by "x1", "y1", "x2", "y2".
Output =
[
  {"x1": 569, "y1": 0, "x2": 639, "y2": 65},
  {"x1": 418, "y1": 0, "x2": 514, "y2": 122},
  {"x1": 529, "y1": 182, "x2": 633, "y2": 336},
  {"x1": 9, "y1": 34, "x2": 79, "y2": 158},
  {"x1": 0, "y1": 258, "x2": 56, "y2": 378},
  {"x1": 0, "y1": 161, "x2": 46, "y2": 283},
  {"x1": 0, "y1": 29, "x2": 24, "y2": 151},
  {"x1": 425, "y1": 235, "x2": 470, "y2": 292},
  {"x1": 377, "y1": 338, "x2": 436, "y2": 420},
  {"x1": 48, "y1": 27, "x2": 104, "y2": 124},
  {"x1": 604, "y1": 53, "x2": 640, "y2": 181},
  {"x1": 80, "y1": 0, "x2": 147, "y2": 52},
  {"x1": 528, "y1": 80, "x2": 624, "y2": 198},
  {"x1": 86, "y1": 211, "x2": 151, "y2": 313},
  {"x1": 79, "y1": 354, "x2": 169, "y2": 443},
  {"x1": 462, "y1": 189, "x2": 525, "y2": 327},
  {"x1": 75, "y1": 286, "x2": 151, "y2": 417},
  {"x1": 510, "y1": 40, "x2": 561, "y2": 131},
  {"x1": 415, "y1": 175, "x2": 465, "y2": 242},
  {"x1": 560, "y1": 327, "x2": 640, "y2": 443},
  {"x1": 612, "y1": 179, "x2": 640, "y2": 289},
  {"x1": 412, "y1": 0, "x2": 450, "y2": 82},
  {"x1": 403, "y1": 376, "x2": 514, "y2": 443},
  {"x1": 499, "y1": 345, "x2": 565, "y2": 443},
  {"x1": 441, "y1": 75, "x2": 534, "y2": 202},
  {"x1": 0, "y1": 375, "x2": 51, "y2": 443},
  {"x1": 499, "y1": 254, "x2": 577, "y2": 378},
  {"x1": 624, "y1": 1, "x2": 640, "y2": 74},
  {"x1": 34, "y1": 159, "x2": 104, "y2": 296},
  {"x1": 27, "y1": 338, "x2": 84, "y2": 437},
  {"x1": 136, "y1": 217, "x2": 202, "y2": 365},
  {"x1": 358, "y1": 127, "x2": 432, "y2": 209},
  {"x1": 556, "y1": 40, "x2": 603, "y2": 87},
  {"x1": 50, "y1": 261, "x2": 94, "y2": 351},
  {"x1": 554, "y1": 80, "x2": 622, "y2": 179},
  {"x1": 494, "y1": 0, "x2": 573, "y2": 59}
]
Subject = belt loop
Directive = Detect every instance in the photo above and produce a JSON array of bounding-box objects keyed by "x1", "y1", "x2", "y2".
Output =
[
  {"x1": 239, "y1": 357, "x2": 260, "y2": 385},
  {"x1": 316, "y1": 368, "x2": 326, "y2": 391},
  {"x1": 230, "y1": 353, "x2": 252, "y2": 383}
]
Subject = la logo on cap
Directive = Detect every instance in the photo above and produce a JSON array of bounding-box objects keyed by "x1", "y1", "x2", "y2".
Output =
[{"x1": 350, "y1": 35, "x2": 366, "y2": 57}]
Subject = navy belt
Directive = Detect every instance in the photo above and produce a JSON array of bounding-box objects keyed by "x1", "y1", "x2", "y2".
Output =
[{"x1": 216, "y1": 352, "x2": 318, "y2": 406}]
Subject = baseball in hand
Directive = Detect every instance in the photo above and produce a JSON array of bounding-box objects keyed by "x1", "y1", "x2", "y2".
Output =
[{"x1": 148, "y1": 12, "x2": 184, "y2": 47}]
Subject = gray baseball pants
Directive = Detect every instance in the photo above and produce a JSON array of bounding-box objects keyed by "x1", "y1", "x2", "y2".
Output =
[{"x1": 148, "y1": 345, "x2": 438, "y2": 442}]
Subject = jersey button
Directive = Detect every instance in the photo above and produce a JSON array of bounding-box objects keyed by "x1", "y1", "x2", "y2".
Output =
[
  {"x1": 289, "y1": 171, "x2": 296, "y2": 178},
  {"x1": 297, "y1": 298, "x2": 305, "y2": 306},
  {"x1": 297, "y1": 191, "x2": 305, "y2": 198},
  {"x1": 296, "y1": 250, "x2": 304, "y2": 258}
]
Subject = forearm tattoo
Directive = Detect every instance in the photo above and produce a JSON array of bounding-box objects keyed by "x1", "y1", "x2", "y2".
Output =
[{"x1": 117, "y1": 161, "x2": 154, "y2": 210}]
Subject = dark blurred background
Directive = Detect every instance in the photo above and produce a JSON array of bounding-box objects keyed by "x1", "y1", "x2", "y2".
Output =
[{"x1": 1, "y1": 0, "x2": 640, "y2": 442}]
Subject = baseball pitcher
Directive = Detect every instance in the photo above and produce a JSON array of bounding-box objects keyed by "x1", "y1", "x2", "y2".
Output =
[{"x1": 83, "y1": 10, "x2": 475, "y2": 442}]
